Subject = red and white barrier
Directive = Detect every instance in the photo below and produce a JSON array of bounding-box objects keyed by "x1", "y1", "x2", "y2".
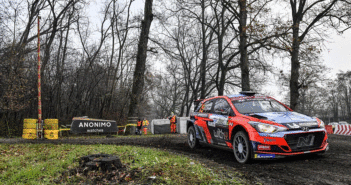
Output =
[{"x1": 334, "y1": 125, "x2": 351, "y2": 136}]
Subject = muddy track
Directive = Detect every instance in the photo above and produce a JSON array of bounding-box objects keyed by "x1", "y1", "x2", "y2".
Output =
[{"x1": 1, "y1": 134, "x2": 351, "y2": 185}]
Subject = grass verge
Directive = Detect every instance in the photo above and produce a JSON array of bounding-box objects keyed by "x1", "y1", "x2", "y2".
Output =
[{"x1": 0, "y1": 143, "x2": 244, "y2": 184}]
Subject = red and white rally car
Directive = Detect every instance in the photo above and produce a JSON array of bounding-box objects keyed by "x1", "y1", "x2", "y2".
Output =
[{"x1": 187, "y1": 91, "x2": 328, "y2": 163}]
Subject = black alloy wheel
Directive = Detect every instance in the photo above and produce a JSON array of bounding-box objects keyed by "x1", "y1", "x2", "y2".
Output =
[
  {"x1": 233, "y1": 131, "x2": 251, "y2": 164},
  {"x1": 187, "y1": 126, "x2": 199, "y2": 149}
]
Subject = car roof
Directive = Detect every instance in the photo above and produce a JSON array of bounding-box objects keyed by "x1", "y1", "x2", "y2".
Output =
[
  {"x1": 195, "y1": 91, "x2": 271, "y2": 103},
  {"x1": 226, "y1": 91, "x2": 269, "y2": 100}
]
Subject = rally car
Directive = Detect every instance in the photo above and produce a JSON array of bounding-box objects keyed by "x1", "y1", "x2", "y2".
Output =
[{"x1": 187, "y1": 91, "x2": 328, "y2": 163}]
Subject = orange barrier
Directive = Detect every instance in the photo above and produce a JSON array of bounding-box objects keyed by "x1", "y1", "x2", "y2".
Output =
[{"x1": 325, "y1": 125, "x2": 333, "y2": 135}]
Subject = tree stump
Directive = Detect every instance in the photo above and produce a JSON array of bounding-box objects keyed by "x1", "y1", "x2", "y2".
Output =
[{"x1": 79, "y1": 154, "x2": 123, "y2": 174}]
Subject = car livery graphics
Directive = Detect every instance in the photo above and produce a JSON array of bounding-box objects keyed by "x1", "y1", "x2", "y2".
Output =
[{"x1": 187, "y1": 92, "x2": 328, "y2": 164}]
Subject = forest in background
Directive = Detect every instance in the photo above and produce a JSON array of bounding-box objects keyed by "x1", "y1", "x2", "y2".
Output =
[{"x1": 0, "y1": 0, "x2": 350, "y2": 137}]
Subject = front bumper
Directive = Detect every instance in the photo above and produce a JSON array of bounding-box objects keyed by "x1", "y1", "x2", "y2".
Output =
[{"x1": 249, "y1": 128, "x2": 328, "y2": 159}]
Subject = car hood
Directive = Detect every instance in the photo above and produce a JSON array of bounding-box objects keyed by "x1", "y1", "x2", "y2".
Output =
[{"x1": 252, "y1": 111, "x2": 316, "y2": 124}]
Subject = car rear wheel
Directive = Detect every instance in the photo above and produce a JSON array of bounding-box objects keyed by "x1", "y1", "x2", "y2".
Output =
[
  {"x1": 187, "y1": 126, "x2": 199, "y2": 149},
  {"x1": 233, "y1": 131, "x2": 251, "y2": 164}
]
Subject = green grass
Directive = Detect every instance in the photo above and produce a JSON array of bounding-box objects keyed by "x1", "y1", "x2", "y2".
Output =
[{"x1": 0, "y1": 143, "x2": 244, "y2": 184}]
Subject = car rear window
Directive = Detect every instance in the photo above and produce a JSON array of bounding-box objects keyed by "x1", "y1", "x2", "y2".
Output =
[{"x1": 232, "y1": 99, "x2": 288, "y2": 114}]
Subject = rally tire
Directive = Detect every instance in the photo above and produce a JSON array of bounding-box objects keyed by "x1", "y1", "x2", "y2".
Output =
[
  {"x1": 233, "y1": 131, "x2": 251, "y2": 164},
  {"x1": 187, "y1": 126, "x2": 199, "y2": 149}
]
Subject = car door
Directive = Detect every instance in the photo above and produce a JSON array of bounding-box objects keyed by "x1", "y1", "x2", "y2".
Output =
[
  {"x1": 195, "y1": 99, "x2": 215, "y2": 144},
  {"x1": 208, "y1": 98, "x2": 232, "y2": 146}
]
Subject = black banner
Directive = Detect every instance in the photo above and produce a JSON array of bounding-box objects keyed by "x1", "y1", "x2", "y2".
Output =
[{"x1": 70, "y1": 118, "x2": 118, "y2": 134}]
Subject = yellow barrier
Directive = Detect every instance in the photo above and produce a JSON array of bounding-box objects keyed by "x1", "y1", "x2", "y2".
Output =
[
  {"x1": 44, "y1": 119, "x2": 59, "y2": 139},
  {"x1": 44, "y1": 119, "x2": 59, "y2": 130},
  {"x1": 23, "y1": 119, "x2": 37, "y2": 139},
  {"x1": 44, "y1": 130, "x2": 59, "y2": 139},
  {"x1": 22, "y1": 129, "x2": 37, "y2": 139},
  {"x1": 23, "y1": 118, "x2": 37, "y2": 129}
]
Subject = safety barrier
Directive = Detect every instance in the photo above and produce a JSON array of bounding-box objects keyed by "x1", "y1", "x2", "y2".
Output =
[
  {"x1": 22, "y1": 119, "x2": 38, "y2": 139},
  {"x1": 44, "y1": 119, "x2": 59, "y2": 139},
  {"x1": 44, "y1": 130, "x2": 59, "y2": 139},
  {"x1": 334, "y1": 125, "x2": 351, "y2": 136},
  {"x1": 150, "y1": 117, "x2": 189, "y2": 134},
  {"x1": 44, "y1": 119, "x2": 59, "y2": 130},
  {"x1": 325, "y1": 125, "x2": 333, "y2": 134},
  {"x1": 117, "y1": 124, "x2": 137, "y2": 135}
]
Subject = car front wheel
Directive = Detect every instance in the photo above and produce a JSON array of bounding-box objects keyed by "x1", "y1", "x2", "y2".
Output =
[
  {"x1": 187, "y1": 126, "x2": 199, "y2": 149},
  {"x1": 233, "y1": 131, "x2": 251, "y2": 164}
]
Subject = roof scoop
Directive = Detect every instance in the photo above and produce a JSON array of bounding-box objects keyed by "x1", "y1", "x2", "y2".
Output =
[{"x1": 239, "y1": 91, "x2": 257, "y2": 96}]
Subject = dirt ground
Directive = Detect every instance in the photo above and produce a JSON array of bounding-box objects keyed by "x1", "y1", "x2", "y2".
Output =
[{"x1": 1, "y1": 134, "x2": 351, "y2": 185}]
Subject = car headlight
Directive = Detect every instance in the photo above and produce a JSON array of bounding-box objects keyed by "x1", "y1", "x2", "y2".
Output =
[
  {"x1": 249, "y1": 121, "x2": 287, "y2": 133},
  {"x1": 317, "y1": 118, "x2": 325, "y2": 128},
  {"x1": 314, "y1": 117, "x2": 325, "y2": 128}
]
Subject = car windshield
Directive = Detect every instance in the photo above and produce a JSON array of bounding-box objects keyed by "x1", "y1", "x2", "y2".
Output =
[{"x1": 232, "y1": 99, "x2": 289, "y2": 114}]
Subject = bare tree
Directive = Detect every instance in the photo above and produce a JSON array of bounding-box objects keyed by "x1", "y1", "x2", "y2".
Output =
[
  {"x1": 128, "y1": 0, "x2": 154, "y2": 118},
  {"x1": 287, "y1": 0, "x2": 351, "y2": 110}
]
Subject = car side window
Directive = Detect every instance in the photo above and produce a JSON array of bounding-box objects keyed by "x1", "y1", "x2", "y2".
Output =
[
  {"x1": 202, "y1": 100, "x2": 213, "y2": 113},
  {"x1": 213, "y1": 98, "x2": 233, "y2": 115}
]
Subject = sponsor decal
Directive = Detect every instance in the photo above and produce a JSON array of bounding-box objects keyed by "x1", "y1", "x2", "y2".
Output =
[
  {"x1": 297, "y1": 135, "x2": 315, "y2": 147},
  {"x1": 213, "y1": 128, "x2": 226, "y2": 139},
  {"x1": 263, "y1": 138, "x2": 276, "y2": 143},
  {"x1": 299, "y1": 122, "x2": 318, "y2": 127},
  {"x1": 255, "y1": 154, "x2": 275, "y2": 159},
  {"x1": 217, "y1": 118, "x2": 228, "y2": 126},
  {"x1": 208, "y1": 121, "x2": 216, "y2": 127},
  {"x1": 209, "y1": 115, "x2": 229, "y2": 127},
  {"x1": 229, "y1": 122, "x2": 233, "y2": 126},
  {"x1": 259, "y1": 132, "x2": 284, "y2": 138},
  {"x1": 257, "y1": 145, "x2": 271, "y2": 150}
]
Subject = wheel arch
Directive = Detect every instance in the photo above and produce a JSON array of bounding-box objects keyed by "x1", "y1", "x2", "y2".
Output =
[
  {"x1": 231, "y1": 125, "x2": 249, "y2": 141},
  {"x1": 186, "y1": 119, "x2": 195, "y2": 133}
]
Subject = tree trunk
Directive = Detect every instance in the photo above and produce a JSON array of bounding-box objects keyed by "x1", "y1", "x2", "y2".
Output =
[
  {"x1": 290, "y1": 22, "x2": 300, "y2": 110},
  {"x1": 200, "y1": 0, "x2": 207, "y2": 99},
  {"x1": 128, "y1": 0, "x2": 153, "y2": 118},
  {"x1": 239, "y1": 0, "x2": 249, "y2": 91}
]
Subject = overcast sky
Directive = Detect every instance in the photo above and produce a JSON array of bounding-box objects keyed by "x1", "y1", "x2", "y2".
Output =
[{"x1": 322, "y1": 29, "x2": 351, "y2": 78}]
